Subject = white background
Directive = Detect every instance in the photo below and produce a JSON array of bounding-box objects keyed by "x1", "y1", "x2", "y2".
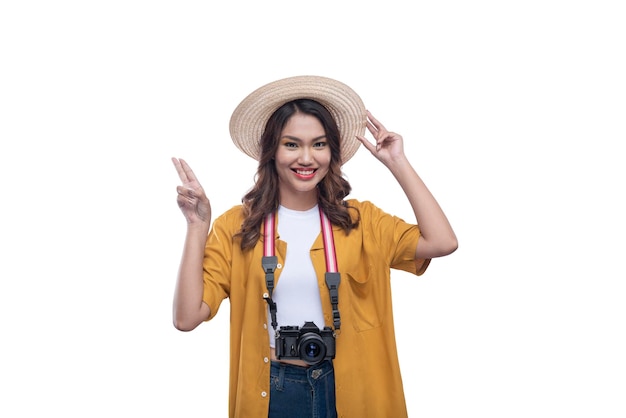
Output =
[{"x1": 1, "y1": 1, "x2": 625, "y2": 417}]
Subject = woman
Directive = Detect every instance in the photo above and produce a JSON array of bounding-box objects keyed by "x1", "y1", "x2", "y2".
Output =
[{"x1": 172, "y1": 75, "x2": 457, "y2": 417}]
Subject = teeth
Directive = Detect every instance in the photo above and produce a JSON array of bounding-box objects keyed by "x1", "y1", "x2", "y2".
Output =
[{"x1": 297, "y1": 170, "x2": 314, "y2": 175}]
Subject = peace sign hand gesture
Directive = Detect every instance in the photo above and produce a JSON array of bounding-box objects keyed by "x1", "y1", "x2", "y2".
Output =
[
  {"x1": 356, "y1": 111, "x2": 407, "y2": 167},
  {"x1": 172, "y1": 158, "x2": 211, "y2": 226}
]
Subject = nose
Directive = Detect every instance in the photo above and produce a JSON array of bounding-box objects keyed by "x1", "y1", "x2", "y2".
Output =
[{"x1": 298, "y1": 146, "x2": 313, "y2": 165}]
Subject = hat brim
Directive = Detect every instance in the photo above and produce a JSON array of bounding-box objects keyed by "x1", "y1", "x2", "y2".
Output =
[{"x1": 229, "y1": 75, "x2": 367, "y2": 163}]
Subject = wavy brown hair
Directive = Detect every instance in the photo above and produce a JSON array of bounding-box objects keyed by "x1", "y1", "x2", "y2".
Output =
[{"x1": 236, "y1": 99, "x2": 360, "y2": 250}]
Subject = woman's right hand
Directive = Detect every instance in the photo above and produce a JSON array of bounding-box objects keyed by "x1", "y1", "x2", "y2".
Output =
[
  {"x1": 171, "y1": 157, "x2": 212, "y2": 331},
  {"x1": 172, "y1": 158, "x2": 211, "y2": 226}
]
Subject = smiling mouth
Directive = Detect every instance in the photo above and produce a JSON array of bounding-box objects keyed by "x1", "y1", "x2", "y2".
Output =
[
  {"x1": 292, "y1": 168, "x2": 317, "y2": 179},
  {"x1": 294, "y1": 168, "x2": 316, "y2": 175}
]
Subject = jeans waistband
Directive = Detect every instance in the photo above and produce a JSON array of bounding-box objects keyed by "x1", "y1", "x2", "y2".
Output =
[{"x1": 270, "y1": 360, "x2": 333, "y2": 381}]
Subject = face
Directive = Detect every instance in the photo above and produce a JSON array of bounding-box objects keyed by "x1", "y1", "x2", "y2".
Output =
[{"x1": 274, "y1": 113, "x2": 331, "y2": 210}]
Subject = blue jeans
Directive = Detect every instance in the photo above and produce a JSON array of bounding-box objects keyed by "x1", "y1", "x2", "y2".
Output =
[{"x1": 269, "y1": 360, "x2": 337, "y2": 418}]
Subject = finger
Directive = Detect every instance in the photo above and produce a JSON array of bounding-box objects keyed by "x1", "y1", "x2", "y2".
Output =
[
  {"x1": 366, "y1": 119, "x2": 377, "y2": 133},
  {"x1": 369, "y1": 122, "x2": 389, "y2": 150},
  {"x1": 172, "y1": 157, "x2": 189, "y2": 183},
  {"x1": 172, "y1": 157, "x2": 200, "y2": 184},
  {"x1": 366, "y1": 110, "x2": 387, "y2": 132},
  {"x1": 364, "y1": 122, "x2": 383, "y2": 151},
  {"x1": 366, "y1": 120, "x2": 386, "y2": 141},
  {"x1": 176, "y1": 185, "x2": 191, "y2": 198},
  {"x1": 356, "y1": 135, "x2": 377, "y2": 154},
  {"x1": 176, "y1": 186, "x2": 199, "y2": 209},
  {"x1": 366, "y1": 113, "x2": 390, "y2": 146},
  {"x1": 179, "y1": 158, "x2": 200, "y2": 183}
]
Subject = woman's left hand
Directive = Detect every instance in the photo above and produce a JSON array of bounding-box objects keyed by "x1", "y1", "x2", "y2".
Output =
[{"x1": 356, "y1": 111, "x2": 406, "y2": 166}]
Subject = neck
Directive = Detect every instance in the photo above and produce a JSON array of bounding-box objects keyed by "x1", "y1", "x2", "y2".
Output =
[{"x1": 279, "y1": 192, "x2": 318, "y2": 211}]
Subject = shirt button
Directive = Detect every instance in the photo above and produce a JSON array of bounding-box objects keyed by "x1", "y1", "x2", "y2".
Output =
[
  {"x1": 263, "y1": 357, "x2": 269, "y2": 363},
  {"x1": 261, "y1": 391, "x2": 267, "y2": 398},
  {"x1": 276, "y1": 263, "x2": 282, "y2": 269},
  {"x1": 263, "y1": 323, "x2": 267, "y2": 329}
]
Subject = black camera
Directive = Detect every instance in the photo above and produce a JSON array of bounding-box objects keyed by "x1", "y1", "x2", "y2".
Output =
[{"x1": 275, "y1": 321, "x2": 336, "y2": 366}]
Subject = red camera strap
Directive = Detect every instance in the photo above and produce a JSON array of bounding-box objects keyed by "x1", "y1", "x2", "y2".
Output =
[
  {"x1": 262, "y1": 206, "x2": 341, "y2": 330},
  {"x1": 263, "y1": 208, "x2": 337, "y2": 271}
]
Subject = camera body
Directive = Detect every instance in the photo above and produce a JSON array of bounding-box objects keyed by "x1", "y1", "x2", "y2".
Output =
[{"x1": 275, "y1": 321, "x2": 336, "y2": 366}]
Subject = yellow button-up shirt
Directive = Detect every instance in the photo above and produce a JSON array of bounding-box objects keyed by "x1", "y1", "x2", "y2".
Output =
[{"x1": 202, "y1": 199, "x2": 430, "y2": 417}]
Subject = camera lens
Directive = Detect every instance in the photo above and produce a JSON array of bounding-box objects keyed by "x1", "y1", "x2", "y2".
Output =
[
  {"x1": 304, "y1": 341, "x2": 321, "y2": 358},
  {"x1": 298, "y1": 333, "x2": 326, "y2": 365}
]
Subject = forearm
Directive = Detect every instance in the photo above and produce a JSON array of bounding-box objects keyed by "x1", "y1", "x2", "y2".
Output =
[
  {"x1": 388, "y1": 156, "x2": 458, "y2": 258},
  {"x1": 173, "y1": 222, "x2": 211, "y2": 331}
]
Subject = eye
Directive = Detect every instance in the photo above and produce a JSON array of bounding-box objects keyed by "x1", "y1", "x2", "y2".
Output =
[
  {"x1": 313, "y1": 141, "x2": 327, "y2": 148},
  {"x1": 283, "y1": 141, "x2": 298, "y2": 148}
]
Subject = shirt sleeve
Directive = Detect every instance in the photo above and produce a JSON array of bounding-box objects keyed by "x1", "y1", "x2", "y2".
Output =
[
  {"x1": 201, "y1": 208, "x2": 238, "y2": 320},
  {"x1": 358, "y1": 200, "x2": 431, "y2": 276}
]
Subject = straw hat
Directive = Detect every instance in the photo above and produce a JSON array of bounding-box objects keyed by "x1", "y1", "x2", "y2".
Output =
[{"x1": 229, "y1": 75, "x2": 367, "y2": 163}]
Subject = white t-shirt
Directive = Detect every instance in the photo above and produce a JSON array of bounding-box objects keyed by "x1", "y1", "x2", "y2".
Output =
[{"x1": 267, "y1": 205, "x2": 325, "y2": 347}]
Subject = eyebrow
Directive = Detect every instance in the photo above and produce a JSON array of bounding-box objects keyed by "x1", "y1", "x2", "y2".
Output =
[{"x1": 280, "y1": 135, "x2": 327, "y2": 142}]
